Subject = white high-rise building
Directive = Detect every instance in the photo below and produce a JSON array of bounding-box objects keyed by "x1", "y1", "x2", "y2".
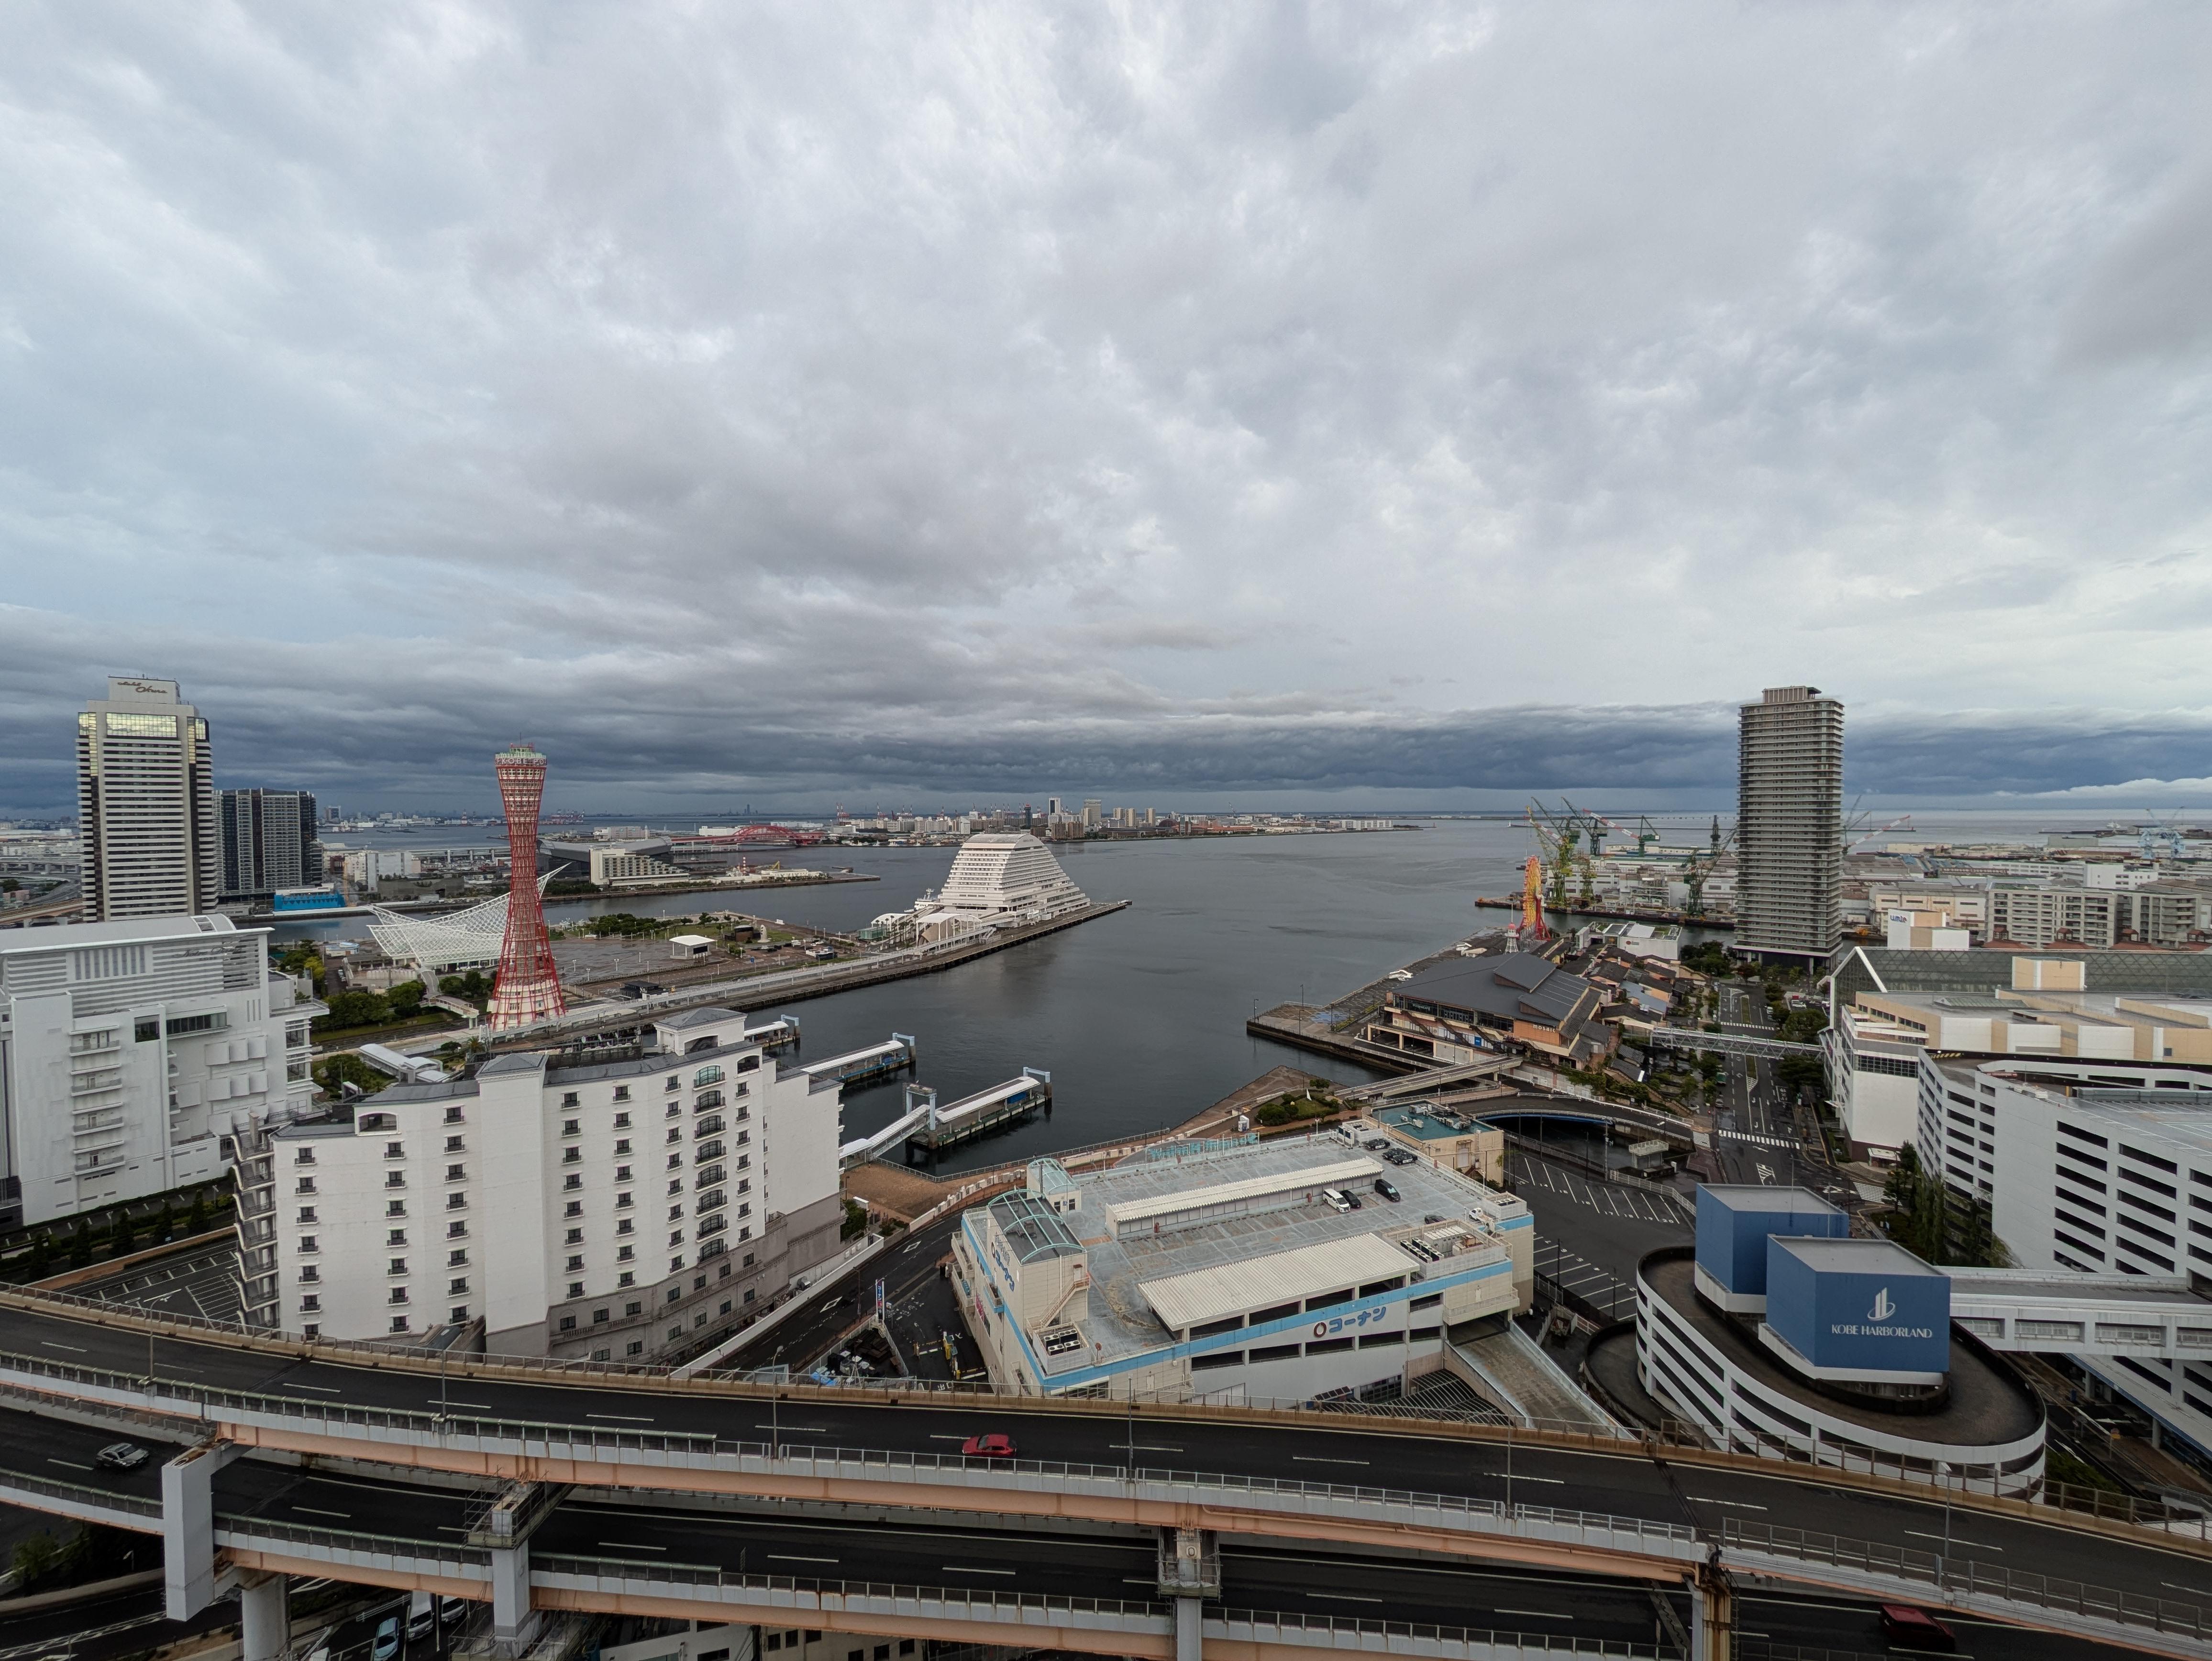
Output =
[
  {"x1": 1736, "y1": 686, "x2": 1844, "y2": 963},
  {"x1": 0, "y1": 915, "x2": 323, "y2": 1227},
  {"x1": 77, "y1": 677, "x2": 219, "y2": 921},
  {"x1": 236, "y1": 1007, "x2": 845, "y2": 1359}
]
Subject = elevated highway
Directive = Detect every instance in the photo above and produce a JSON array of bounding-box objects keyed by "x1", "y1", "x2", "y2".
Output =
[{"x1": 0, "y1": 1287, "x2": 2208, "y2": 1659}]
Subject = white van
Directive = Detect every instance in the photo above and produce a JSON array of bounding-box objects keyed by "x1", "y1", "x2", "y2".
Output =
[{"x1": 406, "y1": 1592, "x2": 436, "y2": 1642}]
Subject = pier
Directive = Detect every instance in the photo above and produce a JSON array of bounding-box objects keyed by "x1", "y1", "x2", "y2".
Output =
[
  {"x1": 490, "y1": 898, "x2": 1129, "y2": 1050},
  {"x1": 800, "y1": 1032, "x2": 918, "y2": 1088},
  {"x1": 907, "y1": 1069, "x2": 1053, "y2": 1158}
]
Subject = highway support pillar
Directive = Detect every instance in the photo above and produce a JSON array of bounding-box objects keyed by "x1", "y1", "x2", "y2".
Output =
[
  {"x1": 163, "y1": 1439, "x2": 244, "y2": 1620},
  {"x1": 240, "y1": 1571, "x2": 290, "y2": 1661},
  {"x1": 491, "y1": 1544, "x2": 535, "y2": 1646},
  {"x1": 1688, "y1": 1557, "x2": 1734, "y2": 1661},
  {"x1": 1155, "y1": 1527, "x2": 1217, "y2": 1661},
  {"x1": 469, "y1": 1480, "x2": 565, "y2": 1649}
]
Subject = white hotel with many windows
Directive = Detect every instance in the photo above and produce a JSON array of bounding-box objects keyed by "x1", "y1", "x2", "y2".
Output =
[
  {"x1": 0, "y1": 915, "x2": 321, "y2": 1227},
  {"x1": 236, "y1": 1007, "x2": 843, "y2": 1361}
]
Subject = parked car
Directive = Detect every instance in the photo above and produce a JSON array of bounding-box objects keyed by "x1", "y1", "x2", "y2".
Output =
[
  {"x1": 406, "y1": 1593, "x2": 436, "y2": 1642},
  {"x1": 1876, "y1": 1605, "x2": 1956, "y2": 1652},
  {"x1": 961, "y1": 1432, "x2": 1017, "y2": 1458},
  {"x1": 1363, "y1": 1138, "x2": 1392, "y2": 1152},
  {"x1": 439, "y1": 1596, "x2": 468, "y2": 1628},
  {"x1": 1321, "y1": 1189, "x2": 1353, "y2": 1213},
  {"x1": 94, "y1": 1442, "x2": 148, "y2": 1471},
  {"x1": 371, "y1": 1618, "x2": 401, "y2": 1661},
  {"x1": 1383, "y1": 1148, "x2": 1418, "y2": 1166},
  {"x1": 1373, "y1": 1178, "x2": 1402, "y2": 1203}
]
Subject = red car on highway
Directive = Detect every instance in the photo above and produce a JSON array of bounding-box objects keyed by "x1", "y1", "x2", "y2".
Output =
[{"x1": 960, "y1": 1432, "x2": 1017, "y2": 1458}]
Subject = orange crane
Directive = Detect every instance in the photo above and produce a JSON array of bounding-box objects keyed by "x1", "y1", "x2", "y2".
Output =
[{"x1": 1520, "y1": 855, "x2": 1549, "y2": 942}]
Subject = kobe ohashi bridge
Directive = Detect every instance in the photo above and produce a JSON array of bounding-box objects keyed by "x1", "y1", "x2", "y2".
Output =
[{"x1": 0, "y1": 1290, "x2": 2209, "y2": 1660}]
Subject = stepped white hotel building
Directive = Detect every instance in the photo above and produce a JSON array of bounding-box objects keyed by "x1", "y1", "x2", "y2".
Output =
[
  {"x1": 235, "y1": 1006, "x2": 844, "y2": 1360},
  {"x1": 873, "y1": 832, "x2": 1090, "y2": 943}
]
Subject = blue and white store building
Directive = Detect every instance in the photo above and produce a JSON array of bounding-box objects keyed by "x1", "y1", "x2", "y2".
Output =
[
  {"x1": 952, "y1": 1137, "x2": 1533, "y2": 1403},
  {"x1": 1637, "y1": 1185, "x2": 2046, "y2": 1495}
]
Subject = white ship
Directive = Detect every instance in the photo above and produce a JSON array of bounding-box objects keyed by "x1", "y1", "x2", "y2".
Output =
[{"x1": 873, "y1": 832, "x2": 1089, "y2": 944}]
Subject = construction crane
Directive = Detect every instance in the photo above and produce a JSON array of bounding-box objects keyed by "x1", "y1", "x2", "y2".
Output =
[
  {"x1": 1845, "y1": 813, "x2": 1914, "y2": 854},
  {"x1": 1684, "y1": 823, "x2": 1736, "y2": 918},
  {"x1": 1523, "y1": 798, "x2": 1614, "y2": 911}
]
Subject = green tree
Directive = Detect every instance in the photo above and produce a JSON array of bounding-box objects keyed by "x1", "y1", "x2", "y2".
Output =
[
  {"x1": 155, "y1": 1199, "x2": 175, "y2": 1243},
  {"x1": 26, "y1": 1232, "x2": 52, "y2": 1278},
  {"x1": 111, "y1": 1211, "x2": 136, "y2": 1258},
  {"x1": 319, "y1": 990, "x2": 392, "y2": 1030},
  {"x1": 11, "y1": 1530, "x2": 60, "y2": 1592},
  {"x1": 66, "y1": 1224, "x2": 92, "y2": 1268},
  {"x1": 187, "y1": 1190, "x2": 209, "y2": 1233},
  {"x1": 387, "y1": 979, "x2": 427, "y2": 1019}
]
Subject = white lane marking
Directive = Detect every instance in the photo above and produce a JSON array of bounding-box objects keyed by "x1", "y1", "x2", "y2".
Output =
[
  {"x1": 1305, "y1": 1593, "x2": 1383, "y2": 1603},
  {"x1": 444, "y1": 1400, "x2": 497, "y2": 1411},
  {"x1": 942, "y1": 1565, "x2": 1014, "y2": 1575},
  {"x1": 1499, "y1": 1474, "x2": 1564, "y2": 1484},
  {"x1": 599, "y1": 1541, "x2": 666, "y2": 1551},
  {"x1": 754, "y1": 1424, "x2": 829, "y2": 1433},
  {"x1": 586, "y1": 1413, "x2": 656, "y2": 1423},
  {"x1": 47, "y1": 1458, "x2": 92, "y2": 1471},
  {"x1": 1109, "y1": 1442, "x2": 1183, "y2": 1451},
  {"x1": 1685, "y1": 1495, "x2": 1766, "y2": 1510},
  {"x1": 927, "y1": 1434, "x2": 967, "y2": 1441},
  {"x1": 1291, "y1": 1456, "x2": 1367, "y2": 1466},
  {"x1": 293, "y1": 1506, "x2": 351, "y2": 1518},
  {"x1": 1495, "y1": 1609, "x2": 1575, "y2": 1619},
  {"x1": 39, "y1": 1341, "x2": 87, "y2": 1353},
  {"x1": 769, "y1": 1554, "x2": 838, "y2": 1564},
  {"x1": 1903, "y1": 1530, "x2": 2000, "y2": 1551},
  {"x1": 280, "y1": 1382, "x2": 341, "y2": 1393}
]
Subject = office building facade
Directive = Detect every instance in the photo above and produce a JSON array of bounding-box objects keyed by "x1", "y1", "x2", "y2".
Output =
[
  {"x1": 0, "y1": 915, "x2": 323, "y2": 1227},
  {"x1": 218, "y1": 789, "x2": 321, "y2": 902},
  {"x1": 1915, "y1": 1055, "x2": 2212, "y2": 1460},
  {"x1": 1735, "y1": 686, "x2": 1844, "y2": 962},
  {"x1": 77, "y1": 678, "x2": 220, "y2": 921},
  {"x1": 237, "y1": 1007, "x2": 844, "y2": 1359}
]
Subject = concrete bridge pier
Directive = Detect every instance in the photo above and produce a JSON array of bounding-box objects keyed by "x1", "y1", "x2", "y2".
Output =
[
  {"x1": 1156, "y1": 1527, "x2": 1217, "y2": 1661},
  {"x1": 491, "y1": 1544, "x2": 535, "y2": 1647},
  {"x1": 240, "y1": 1572, "x2": 290, "y2": 1661},
  {"x1": 1688, "y1": 1559, "x2": 1734, "y2": 1661},
  {"x1": 469, "y1": 1480, "x2": 565, "y2": 1649},
  {"x1": 163, "y1": 1439, "x2": 244, "y2": 1620}
]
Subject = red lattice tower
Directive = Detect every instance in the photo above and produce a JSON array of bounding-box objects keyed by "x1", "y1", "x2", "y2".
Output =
[{"x1": 488, "y1": 744, "x2": 567, "y2": 1031}]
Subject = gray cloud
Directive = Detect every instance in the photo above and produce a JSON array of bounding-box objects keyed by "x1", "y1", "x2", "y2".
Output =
[{"x1": 4, "y1": 4, "x2": 2212, "y2": 811}]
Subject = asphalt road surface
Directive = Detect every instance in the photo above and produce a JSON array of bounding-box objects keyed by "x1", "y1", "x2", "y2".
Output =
[
  {"x1": 0, "y1": 1297, "x2": 2207, "y2": 1649},
  {"x1": 714, "y1": 1212, "x2": 966, "y2": 1375}
]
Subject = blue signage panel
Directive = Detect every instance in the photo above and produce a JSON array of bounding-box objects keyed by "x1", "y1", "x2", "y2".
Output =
[
  {"x1": 1694, "y1": 1185, "x2": 1848, "y2": 1296},
  {"x1": 271, "y1": 886, "x2": 343, "y2": 913},
  {"x1": 1766, "y1": 1237, "x2": 1950, "y2": 1374}
]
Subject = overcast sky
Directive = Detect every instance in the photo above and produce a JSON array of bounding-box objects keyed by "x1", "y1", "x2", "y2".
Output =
[{"x1": 4, "y1": 3, "x2": 2211, "y2": 815}]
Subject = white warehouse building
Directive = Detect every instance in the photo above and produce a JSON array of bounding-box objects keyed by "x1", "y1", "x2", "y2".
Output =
[
  {"x1": 953, "y1": 1135, "x2": 1534, "y2": 1403},
  {"x1": 235, "y1": 1006, "x2": 846, "y2": 1361},
  {"x1": 0, "y1": 915, "x2": 322, "y2": 1227}
]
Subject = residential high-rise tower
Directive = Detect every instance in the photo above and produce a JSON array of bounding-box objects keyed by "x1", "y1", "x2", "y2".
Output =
[
  {"x1": 1736, "y1": 685, "x2": 1844, "y2": 963},
  {"x1": 76, "y1": 677, "x2": 218, "y2": 921},
  {"x1": 487, "y1": 745, "x2": 565, "y2": 1031},
  {"x1": 218, "y1": 788, "x2": 321, "y2": 901}
]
